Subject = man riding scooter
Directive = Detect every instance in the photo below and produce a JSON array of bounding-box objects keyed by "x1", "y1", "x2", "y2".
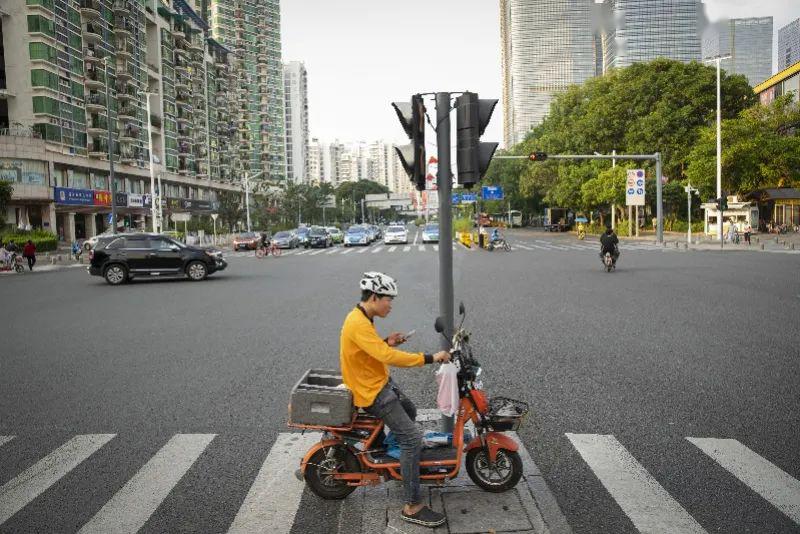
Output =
[
  {"x1": 599, "y1": 224, "x2": 620, "y2": 267},
  {"x1": 340, "y1": 272, "x2": 451, "y2": 528}
]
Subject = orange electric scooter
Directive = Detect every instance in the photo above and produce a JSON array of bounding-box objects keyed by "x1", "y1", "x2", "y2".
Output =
[{"x1": 289, "y1": 303, "x2": 529, "y2": 499}]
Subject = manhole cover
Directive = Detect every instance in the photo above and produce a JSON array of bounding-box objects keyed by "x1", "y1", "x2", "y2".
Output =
[{"x1": 441, "y1": 489, "x2": 532, "y2": 533}]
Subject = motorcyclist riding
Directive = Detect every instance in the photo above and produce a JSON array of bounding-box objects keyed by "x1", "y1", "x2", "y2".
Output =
[
  {"x1": 490, "y1": 227, "x2": 501, "y2": 244},
  {"x1": 599, "y1": 224, "x2": 620, "y2": 266},
  {"x1": 339, "y1": 272, "x2": 451, "y2": 528}
]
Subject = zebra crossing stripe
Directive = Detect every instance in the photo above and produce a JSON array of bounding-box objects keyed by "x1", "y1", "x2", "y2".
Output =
[
  {"x1": 388, "y1": 246, "x2": 397, "y2": 252},
  {"x1": 433, "y1": 245, "x2": 439, "y2": 251},
  {"x1": 227, "y1": 432, "x2": 321, "y2": 534},
  {"x1": 566, "y1": 433, "x2": 706, "y2": 534},
  {"x1": 295, "y1": 250, "x2": 310, "y2": 256},
  {"x1": 418, "y1": 245, "x2": 426, "y2": 252},
  {"x1": 79, "y1": 434, "x2": 215, "y2": 534},
  {"x1": 687, "y1": 438, "x2": 800, "y2": 525},
  {"x1": 357, "y1": 246, "x2": 370, "y2": 254},
  {"x1": 0, "y1": 436, "x2": 14, "y2": 448},
  {"x1": 516, "y1": 244, "x2": 534, "y2": 251},
  {"x1": 371, "y1": 246, "x2": 383, "y2": 254},
  {"x1": 326, "y1": 248, "x2": 338, "y2": 255},
  {"x1": 341, "y1": 248, "x2": 353, "y2": 255},
  {"x1": 0, "y1": 434, "x2": 116, "y2": 525},
  {"x1": 403, "y1": 246, "x2": 411, "y2": 252},
  {"x1": 309, "y1": 249, "x2": 326, "y2": 256}
]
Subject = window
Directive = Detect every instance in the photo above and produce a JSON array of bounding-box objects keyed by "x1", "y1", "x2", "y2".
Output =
[
  {"x1": 30, "y1": 69, "x2": 58, "y2": 90},
  {"x1": 29, "y1": 42, "x2": 57, "y2": 63},
  {"x1": 32, "y1": 95, "x2": 59, "y2": 115},
  {"x1": 106, "y1": 237, "x2": 125, "y2": 249},
  {"x1": 71, "y1": 81, "x2": 84, "y2": 98},
  {"x1": 26, "y1": 0, "x2": 54, "y2": 11},
  {"x1": 124, "y1": 237, "x2": 148, "y2": 249},
  {"x1": 28, "y1": 15, "x2": 55, "y2": 36}
]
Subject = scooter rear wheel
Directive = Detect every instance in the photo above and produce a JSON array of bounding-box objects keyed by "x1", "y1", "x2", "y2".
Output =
[
  {"x1": 304, "y1": 444, "x2": 360, "y2": 500},
  {"x1": 466, "y1": 448, "x2": 523, "y2": 492}
]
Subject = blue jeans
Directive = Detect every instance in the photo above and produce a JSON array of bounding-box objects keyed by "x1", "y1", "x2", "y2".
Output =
[{"x1": 366, "y1": 380, "x2": 421, "y2": 505}]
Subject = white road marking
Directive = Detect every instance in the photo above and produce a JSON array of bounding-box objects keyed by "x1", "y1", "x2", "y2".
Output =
[
  {"x1": 79, "y1": 434, "x2": 215, "y2": 534},
  {"x1": 227, "y1": 432, "x2": 322, "y2": 534},
  {"x1": 0, "y1": 434, "x2": 116, "y2": 525},
  {"x1": 326, "y1": 248, "x2": 339, "y2": 255},
  {"x1": 371, "y1": 246, "x2": 383, "y2": 254},
  {"x1": 418, "y1": 245, "x2": 426, "y2": 252},
  {"x1": 295, "y1": 250, "x2": 310, "y2": 255},
  {"x1": 309, "y1": 249, "x2": 326, "y2": 256},
  {"x1": 403, "y1": 246, "x2": 411, "y2": 252},
  {"x1": 341, "y1": 248, "x2": 353, "y2": 255},
  {"x1": 566, "y1": 433, "x2": 706, "y2": 534},
  {"x1": 433, "y1": 245, "x2": 439, "y2": 251},
  {"x1": 357, "y1": 246, "x2": 370, "y2": 254},
  {"x1": 388, "y1": 246, "x2": 397, "y2": 252},
  {"x1": 531, "y1": 244, "x2": 550, "y2": 250},
  {"x1": 688, "y1": 437, "x2": 800, "y2": 525},
  {"x1": 516, "y1": 244, "x2": 534, "y2": 251},
  {"x1": 0, "y1": 436, "x2": 14, "y2": 448},
  {"x1": 413, "y1": 232, "x2": 418, "y2": 245}
]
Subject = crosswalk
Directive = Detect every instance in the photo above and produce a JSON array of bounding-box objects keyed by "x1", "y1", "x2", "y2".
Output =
[
  {"x1": 566, "y1": 433, "x2": 800, "y2": 533},
  {"x1": 1, "y1": 431, "x2": 797, "y2": 532},
  {"x1": 224, "y1": 240, "x2": 667, "y2": 259}
]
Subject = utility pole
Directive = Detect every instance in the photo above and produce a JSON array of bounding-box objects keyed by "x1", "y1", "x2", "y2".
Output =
[
  {"x1": 360, "y1": 198, "x2": 365, "y2": 223},
  {"x1": 684, "y1": 184, "x2": 697, "y2": 246},
  {"x1": 143, "y1": 92, "x2": 157, "y2": 232},
  {"x1": 244, "y1": 172, "x2": 251, "y2": 232}
]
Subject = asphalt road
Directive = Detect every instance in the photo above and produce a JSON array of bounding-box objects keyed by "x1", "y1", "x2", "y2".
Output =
[{"x1": 1, "y1": 227, "x2": 799, "y2": 533}]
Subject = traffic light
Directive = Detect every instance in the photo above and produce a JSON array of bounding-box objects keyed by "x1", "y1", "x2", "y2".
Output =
[
  {"x1": 529, "y1": 152, "x2": 548, "y2": 162},
  {"x1": 455, "y1": 92, "x2": 498, "y2": 188},
  {"x1": 720, "y1": 196, "x2": 728, "y2": 211},
  {"x1": 392, "y1": 95, "x2": 426, "y2": 191}
]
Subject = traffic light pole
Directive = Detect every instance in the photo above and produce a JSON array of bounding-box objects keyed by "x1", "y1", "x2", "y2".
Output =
[
  {"x1": 436, "y1": 92, "x2": 455, "y2": 433},
  {"x1": 496, "y1": 152, "x2": 664, "y2": 243}
]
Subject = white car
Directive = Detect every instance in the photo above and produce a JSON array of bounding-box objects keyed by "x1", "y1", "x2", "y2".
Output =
[
  {"x1": 383, "y1": 225, "x2": 408, "y2": 244},
  {"x1": 82, "y1": 228, "x2": 116, "y2": 251}
]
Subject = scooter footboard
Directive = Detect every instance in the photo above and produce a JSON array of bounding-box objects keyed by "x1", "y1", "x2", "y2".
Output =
[{"x1": 465, "y1": 432, "x2": 518, "y2": 463}]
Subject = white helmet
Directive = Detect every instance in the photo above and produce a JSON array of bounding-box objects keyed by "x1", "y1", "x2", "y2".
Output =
[{"x1": 360, "y1": 271, "x2": 398, "y2": 297}]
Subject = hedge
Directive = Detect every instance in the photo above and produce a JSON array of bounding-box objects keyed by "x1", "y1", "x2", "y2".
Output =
[{"x1": 1, "y1": 230, "x2": 58, "y2": 252}]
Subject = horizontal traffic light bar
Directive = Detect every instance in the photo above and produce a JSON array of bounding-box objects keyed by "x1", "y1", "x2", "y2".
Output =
[{"x1": 494, "y1": 153, "x2": 660, "y2": 161}]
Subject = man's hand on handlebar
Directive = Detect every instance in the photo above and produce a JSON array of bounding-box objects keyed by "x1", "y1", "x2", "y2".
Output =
[{"x1": 433, "y1": 350, "x2": 451, "y2": 363}]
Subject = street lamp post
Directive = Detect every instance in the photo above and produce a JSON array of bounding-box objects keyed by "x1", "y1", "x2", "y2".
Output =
[
  {"x1": 103, "y1": 58, "x2": 117, "y2": 234},
  {"x1": 143, "y1": 92, "x2": 157, "y2": 232},
  {"x1": 705, "y1": 55, "x2": 731, "y2": 242},
  {"x1": 243, "y1": 170, "x2": 264, "y2": 233}
]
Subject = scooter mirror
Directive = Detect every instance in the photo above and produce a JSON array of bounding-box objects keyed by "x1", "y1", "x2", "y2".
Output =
[
  {"x1": 458, "y1": 302, "x2": 465, "y2": 316},
  {"x1": 434, "y1": 316, "x2": 444, "y2": 334}
]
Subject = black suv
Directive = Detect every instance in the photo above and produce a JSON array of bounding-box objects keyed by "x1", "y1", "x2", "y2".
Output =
[{"x1": 89, "y1": 233, "x2": 227, "y2": 285}]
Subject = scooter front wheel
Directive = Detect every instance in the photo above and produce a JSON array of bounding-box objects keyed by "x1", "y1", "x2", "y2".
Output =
[
  {"x1": 304, "y1": 444, "x2": 360, "y2": 500},
  {"x1": 466, "y1": 448, "x2": 523, "y2": 492}
]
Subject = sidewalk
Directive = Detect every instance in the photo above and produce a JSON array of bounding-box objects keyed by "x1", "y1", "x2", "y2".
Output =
[
  {"x1": 337, "y1": 410, "x2": 571, "y2": 534},
  {"x1": 0, "y1": 251, "x2": 87, "y2": 276}
]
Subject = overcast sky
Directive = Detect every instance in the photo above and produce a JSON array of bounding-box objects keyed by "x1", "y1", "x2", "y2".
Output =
[{"x1": 282, "y1": 1, "x2": 800, "y2": 147}]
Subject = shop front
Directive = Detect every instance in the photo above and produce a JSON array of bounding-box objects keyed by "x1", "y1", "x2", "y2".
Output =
[{"x1": 744, "y1": 188, "x2": 800, "y2": 232}]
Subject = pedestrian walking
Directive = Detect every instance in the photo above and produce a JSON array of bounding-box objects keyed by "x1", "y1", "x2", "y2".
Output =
[
  {"x1": 22, "y1": 239, "x2": 36, "y2": 271},
  {"x1": 744, "y1": 224, "x2": 752, "y2": 245}
]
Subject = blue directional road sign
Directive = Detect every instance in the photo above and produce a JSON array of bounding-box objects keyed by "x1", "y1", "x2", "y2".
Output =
[
  {"x1": 452, "y1": 193, "x2": 461, "y2": 205},
  {"x1": 482, "y1": 185, "x2": 504, "y2": 200},
  {"x1": 461, "y1": 193, "x2": 477, "y2": 203}
]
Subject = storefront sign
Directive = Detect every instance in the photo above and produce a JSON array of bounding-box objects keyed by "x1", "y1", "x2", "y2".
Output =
[
  {"x1": 93, "y1": 190, "x2": 112, "y2": 206},
  {"x1": 55, "y1": 187, "x2": 94, "y2": 206},
  {"x1": 127, "y1": 193, "x2": 144, "y2": 207},
  {"x1": 115, "y1": 192, "x2": 128, "y2": 207}
]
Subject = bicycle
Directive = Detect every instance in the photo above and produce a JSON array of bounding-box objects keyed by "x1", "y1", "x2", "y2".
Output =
[
  {"x1": 255, "y1": 242, "x2": 281, "y2": 258},
  {"x1": 487, "y1": 238, "x2": 512, "y2": 252}
]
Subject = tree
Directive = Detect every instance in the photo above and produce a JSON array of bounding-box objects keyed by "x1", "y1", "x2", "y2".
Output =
[
  {"x1": 485, "y1": 59, "x2": 755, "y2": 212},
  {"x1": 216, "y1": 190, "x2": 244, "y2": 232},
  {"x1": 0, "y1": 181, "x2": 12, "y2": 228},
  {"x1": 335, "y1": 180, "x2": 390, "y2": 223},
  {"x1": 686, "y1": 94, "x2": 800, "y2": 199}
]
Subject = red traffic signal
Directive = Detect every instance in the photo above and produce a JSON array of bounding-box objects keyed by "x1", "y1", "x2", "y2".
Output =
[{"x1": 529, "y1": 152, "x2": 548, "y2": 162}]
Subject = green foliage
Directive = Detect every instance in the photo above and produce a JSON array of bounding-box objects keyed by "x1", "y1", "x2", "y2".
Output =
[
  {"x1": 216, "y1": 190, "x2": 244, "y2": 232},
  {"x1": 452, "y1": 217, "x2": 472, "y2": 235},
  {"x1": 686, "y1": 94, "x2": 800, "y2": 198},
  {"x1": 483, "y1": 59, "x2": 755, "y2": 216},
  {"x1": 1, "y1": 229, "x2": 58, "y2": 252}
]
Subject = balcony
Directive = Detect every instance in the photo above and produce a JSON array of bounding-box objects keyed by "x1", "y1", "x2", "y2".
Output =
[
  {"x1": 85, "y1": 94, "x2": 106, "y2": 112},
  {"x1": 175, "y1": 78, "x2": 189, "y2": 92},
  {"x1": 188, "y1": 38, "x2": 203, "y2": 52},
  {"x1": 113, "y1": 19, "x2": 134, "y2": 38},
  {"x1": 177, "y1": 128, "x2": 191, "y2": 141},
  {"x1": 116, "y1": 40, "x2": 134, "y2": 59},
  {"x1": 87, "y1": 116, "x2": 108, "y2": 135},
  {"x1": 113, "y1": 0, "x2": 130, "y2": 16},
  {"x1": 120, "y1": 148, "x2": 140, "y2": 164},
  {"x1": 83, "y1": 46, "x2": 103, "y2": 64},
  {"x1": 89, "y1": 142, "x2": 109, "y2": 158},
  {"x1": 174, "y1": 58, "x2": 189, "y2": 77},
  {"x1": 118, "y1": 105, "x2": 136, "y2": 122},
  {"x1": 82, "y1": 23, "x2": 103, "y2": 44},
  {"x1": 120, "y1": 124, "x2": 139, "y2": 142},
  {"x1": 116, "y1": 86, "x2": 137, "y2": 101},
  {"x1": 176, "y1": 111, "x2": 192, "y2": 124},
  {"x1": 84, "y1": 70, "x2": 106, "y2": 90},
  {"x1": 79, "y1": 0, "x2": 102, "y2": 21},
  {"x1": 115, "y1": 65, "x2": 133, "y2": 82},
  {"x1": 150, "y1": 114, "x2": 162, "y2": 129},
  {"x1": 172, "y1": 24, "x2": 186, "y2": 41}
]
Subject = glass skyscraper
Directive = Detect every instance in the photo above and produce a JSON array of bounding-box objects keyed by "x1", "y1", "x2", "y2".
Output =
[
  {"x1": 703, "y1": 18, "x2": 773, "y2": 87},
  {"x1": 500, "y1": 0, "x2": 596, "y2": 147},
  {"x1": 778, "y1": 18, "x2": 800, "y2": 71},
  {"x1": 601, "y1": 0, "x2": 703, "y2": 71}
]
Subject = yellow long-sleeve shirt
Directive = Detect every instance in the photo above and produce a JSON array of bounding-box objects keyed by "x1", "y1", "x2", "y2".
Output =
[{"x1": 340, "y1": 305, "x2": 426, "y2": 407}]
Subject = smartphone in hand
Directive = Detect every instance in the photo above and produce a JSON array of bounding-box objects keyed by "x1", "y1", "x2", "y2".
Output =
[{"x1": 403, "y1": 329, "x2": 416, "y2": 340}]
